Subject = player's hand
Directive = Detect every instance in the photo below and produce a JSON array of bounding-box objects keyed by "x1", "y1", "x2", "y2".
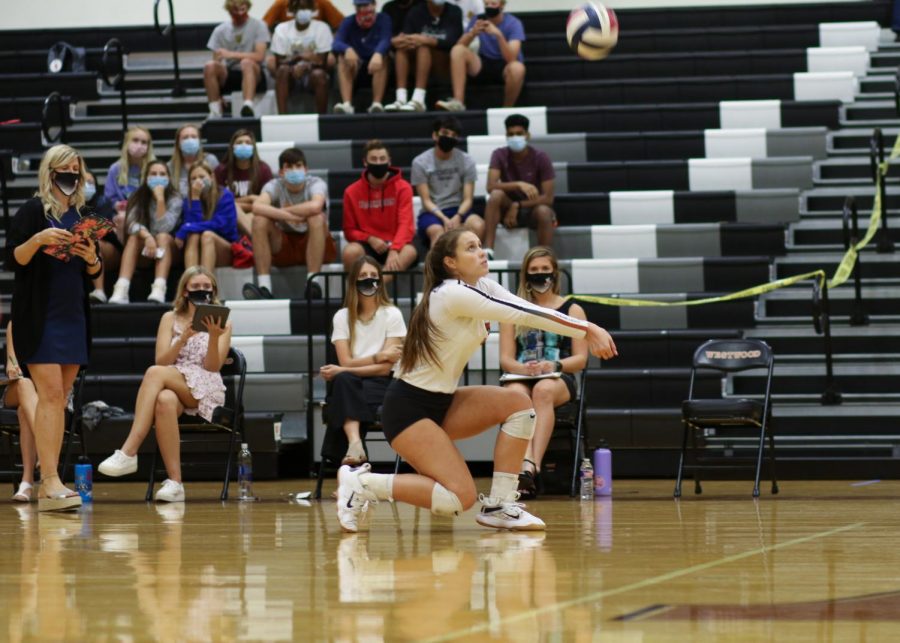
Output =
[{"x1": 587, "y1": 323, "x2": 617, "y2": 360}]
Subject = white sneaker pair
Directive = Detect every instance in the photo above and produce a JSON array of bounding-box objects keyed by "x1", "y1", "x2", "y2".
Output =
[
  {"x1": 108, "y1": 282, "x2": 166, "y2": 304},
  {"x1": 384, "y1": 99, "x2": 425, "y2": 112}
]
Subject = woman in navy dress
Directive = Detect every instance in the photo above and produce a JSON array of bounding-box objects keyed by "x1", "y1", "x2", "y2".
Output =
[{"x1": 6, "y1": 144, "x2": 102, "y2": 511}]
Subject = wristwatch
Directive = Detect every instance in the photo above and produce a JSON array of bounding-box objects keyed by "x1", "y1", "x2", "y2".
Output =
[{"x1": 553, "y1": 360, "x2": 563, "y2": 373}]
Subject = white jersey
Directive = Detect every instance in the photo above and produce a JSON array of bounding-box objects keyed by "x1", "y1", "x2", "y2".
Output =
[{"x1": 400, "y1": 277, "x2": 589, "y2": 394}]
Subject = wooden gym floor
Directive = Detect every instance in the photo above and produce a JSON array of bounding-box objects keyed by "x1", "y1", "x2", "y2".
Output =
[{"x1": 1, "y1": 478, "x2": 899, "y2": 641}]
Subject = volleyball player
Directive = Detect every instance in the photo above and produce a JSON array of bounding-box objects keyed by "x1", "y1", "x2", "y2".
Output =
[{"x1": 336, "y1": 228, "x2": 617, "y2": 532}]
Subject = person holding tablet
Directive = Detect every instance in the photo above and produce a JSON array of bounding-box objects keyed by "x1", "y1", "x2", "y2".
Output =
[{"x1": 98, "y1": 266, "x2": 232, "y2": 502}]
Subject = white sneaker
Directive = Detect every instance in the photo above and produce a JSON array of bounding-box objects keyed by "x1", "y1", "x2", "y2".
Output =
[
  {"x1": 367, "y1": 101, "x2": 385, "y2": 113},
  {"x1": 108, "y1": 282, "x2": 130, "y2": 305},
  {"x1": 98, "y1": 449, "x2": 137, "y2": 477},
  {"x1": 334, "y1": 101, "x2": 355, "y2": 114},
  {"x1": 336, "y1": 463, "x2": 378, "y2": 533},
  {"x1": 399, "y1": 99, "x2": 425, "y2": 112},
  {"x1": 475, "y1": 493, "x2": 546, "y2": 531},
  {"x1": 154, "y1": 479, "x2": 185, "y2": 503},
  {"x1": 384, "y1": 99, "x2": 406, "y2": 111},
  {"x1": 435, "y1": 98, "x2": 465, "y2": 112},
  {"x1": 88, "y1": 289, "x2": 108, "y2": 303},
  {"x1": 147, "y1": 281, "x2": 167, "y2": 304}
]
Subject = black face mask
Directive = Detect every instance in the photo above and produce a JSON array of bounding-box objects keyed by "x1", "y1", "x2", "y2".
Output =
[
  {"x1": 186, "y1": 289, "x2": 213, "y2": 304},
  {"x1": 525, "y1": 273, "x2": 554, "y2": 293},
  {"x1": 53, "y1": 171, "x2": 80, "y2": 196},
  {"x1": 356, "y1": 278, "x2": 379, "y2": 297},
  {"x1": 367, "y1": 163, "x2": 390, "y2": 180},
  {"x1": 437, "y1": 135, "x2": 458, "y2": 153},
  {"x1": 484, "y1": 6, "x2": 500, "y2": 18}
]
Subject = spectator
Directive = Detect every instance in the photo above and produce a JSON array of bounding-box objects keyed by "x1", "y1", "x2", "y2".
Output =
[
  {"x1": 384, "y1": 0, "x2": 462, "y2": 112},
  {"x1": 320, "y1": 256, "x2": 406, "y2": 466},
  {"x1": 332, "y1": 0, "x2": 392, "y2": 114},
  {"x1": 204, "y1": 0, "x2": 271, "y2": 118},
  {"x1": 342, "y1": 140, "x2": 418, "y2": 275},
  {"x1": 169, "y1": 124, "x2": 219, "y2": 198},
  {"x1": 176, "y1": 161, "x2": 240, "y2": 272},
  {"x1": 104, "y1": 126, "x2": 155, "y2": 224},
  {"x1": 83, "y1": 167, "x2": 123, "y2": 303},
  {"x1": 499, "y1": 246, "x2": 588, "y2": 500},
  {"x1": 436, "y1": 0, "x2": 525, "y2": 111},
  {"x1": 109, "y1": 160, "x2": 183, "y2": 305},
  {"x1": 269, "y1": 0, "x2": 334, "y2": 114},
  {"x1": 5, "y1": 323, "x2": 39, "y2": 503},
  {"x1": 244, "y1": 147, "x2": 336, "y2": 300},
  {"x1": 214, "y1": 128, "x2": 273, "y2": 235},
  {"x1": 483, "y1": 113, "x2": 556, "y2": 256},
  {"x1": 411, "y1": 115, "x2": 483, "y2": 248},
  {"x1": 263, "y1": 0, "x2": 344, "y2": 30}
]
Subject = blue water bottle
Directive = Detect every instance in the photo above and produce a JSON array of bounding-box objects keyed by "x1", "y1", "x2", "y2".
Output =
[
  {"x1": 593, "y1": 441, "x2": 612, "y2": 497},
  {"x1": 74, "y1": 456, "x2": 93, "y2": 503}
]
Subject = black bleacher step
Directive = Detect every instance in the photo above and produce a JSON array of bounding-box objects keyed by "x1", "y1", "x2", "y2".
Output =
[
  {"x1": 763, "y1": 286, "x2": 900, "y2": 317},
  {"x1": 776, "y1": 253, "x2": 900, "y2": 279},
  {"x1": 805, "y1": 188, "x2": 900, "y2": 212},
  {"x1": 792, "y1": 222, "x2": 900, "y2": 246},
  {"x1": 0, "y1": 72, "x2": 98, "y2": 102},
  {"x1": 0, "y1": 123, "x2": 43, "y2": 156},
  {"x1": 119, "y1": 74, "x2": 205, "y2": 93},
  {"x1": 84, "y1": 97, "x2": 209, "y2": 117},
  {"x1": 733, "y1": 363, "x2": 900, "y2": 396},
  {"x1": 844, "y1": 102, "x2": 900, "y2": 121},
  {"x1": 830, "y1": 128, "x2": 900, "y2": 152},
  {"x1": 601, "y1": 329, "x2": 742, "y2": 368},
  {"x1": 584, "y1": 367, "x2": 722, "y2": 408},
  {"x1": 749, "y1": 325, "x2": 900, "y2": 356},
  {"x1": 816, "y1": 158, "x2": 900, "y2": 181},
  {"x1": 64, "y1": 121, "x2": 192, "y2": 145},
  {"x1": 860, "y1": 77, "x2": 897, "y2": 94}
]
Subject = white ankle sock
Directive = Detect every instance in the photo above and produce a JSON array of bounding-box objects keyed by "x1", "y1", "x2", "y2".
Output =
[
  {"x1": 152, "y1": 277, "x2": 166, "y2": 287},
  {"x1": 487, "y1": 472, "x2": 519, "y2": 504},
  {"x1": 359, "y1": 472, "x2": 394, "y2": 501},
  {"x1": 412, "y1": 88, "x2": 426, "y2": 104},
  {"x1": 115, "y1": 277, "x2": 130, "y2": 289},
  {"x1": 395, "y1": 88, "x2": 408, "y2": 103},
  {"x1": 209, "y1": 101, "x2": 223, "y2": 116},
  {"x1": 258, "y1": 275, "x2": 273, "y2": 291}
]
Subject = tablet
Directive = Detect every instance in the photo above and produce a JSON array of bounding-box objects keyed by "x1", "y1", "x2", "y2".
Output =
[{"x1": 191, "y1": 304, "x2": 230, "y2": 332}]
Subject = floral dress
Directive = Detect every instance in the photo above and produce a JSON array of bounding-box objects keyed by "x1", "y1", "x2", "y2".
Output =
[{"x1": 172, "y1": 319, "x2": 226, "y2": 422}]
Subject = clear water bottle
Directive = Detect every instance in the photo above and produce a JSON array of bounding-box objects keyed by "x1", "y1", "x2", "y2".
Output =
[
  {"x1": 74, "y1": 456, "x2": 93, "y2": 503},
  {"x1": 579, "y1": 458, "x2": 594, "y2": 501},
  {"x1": 238, "y1": 443, "x2": 256, "y2": 501}
]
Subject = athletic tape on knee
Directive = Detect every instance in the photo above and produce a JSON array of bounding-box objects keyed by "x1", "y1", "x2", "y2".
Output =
[
  {"x1": 431, "y1": 482, "x2": 463, "y2": 517},
  {"x1": 500, "y1": 409, "x2": 536, "y2": 440}
]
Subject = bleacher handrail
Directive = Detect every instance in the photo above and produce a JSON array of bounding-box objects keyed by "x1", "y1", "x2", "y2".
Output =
[
  {"x1": 41, "y1": 91, "x2": 68, "y2": 145},
  {"x1": 101, "y1": 38, "x2": 128, "y2": 135},
  {"x1": 153, "y1": 0, "x2": 186, "y2": 98},
  {"x1": 812, "y1": 279, "x2": 841, "y2": 406},
  {"x1": 869, "y1": 127, "x2": 894, "y2": 254},
  {"x1": 841, "y1": 196, "x2": 868, "y2": 326}
]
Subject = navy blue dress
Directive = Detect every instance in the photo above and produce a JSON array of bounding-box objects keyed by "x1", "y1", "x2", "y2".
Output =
[{"x1": 26, "y1": 208, "x2": 88, "y2": 365}]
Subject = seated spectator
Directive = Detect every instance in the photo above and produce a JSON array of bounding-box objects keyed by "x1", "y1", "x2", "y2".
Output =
[
  {"x1": 245, "y1": 147, "x2": 336, "y2": 300},
  {"x1": 269, "y1": 0, "x2": 334, "y2": 114},
  {"x1": 499, "y1": 246, "x2": 587, "y2": 500},
  {"x1": 332, "y1": 0, "x2": 392, "y2": 114},
  {"x1": 5, "y1": 322, "x2": 39, "y2": 503},
  {"x1": 204, "y1": 0, "x2": 271, "y2": 118},
  {"x1": 342, "y1": 140, "x2": 418, "y2": 275},
  {"x1": 169, "y1": 124, "x2": 219, "y2": 198},
  {"x1": 483, "y1": 113, "x2": 556, "y2": 256},
  {"x1": 411, "y1": 115, "x2": 482, "y2": 248},
  {"x1": 384, "y1": 0, "x2": 462, "y2": 112},
  {"x1": 176, "y1": 161, "x2": 240, "y2": 272},
  {"x1": 263, "y1": 0, "x2": 344, "y2": 30},
  {"x1": 436, "y1": 0, "x2": 525, "y2": 111},
  {"x1": 319, "y1": 256, "x2": 406, "y2": 466},
  {"x1": 215, "y1": 129, "x2": 273, "y2": 235},
  {"x1": 109, "y1": 160, "x2": 183, "y2": 305},
  {"x1": 83, "y1": 167, "x2": 123, "y2": 303},
  {"x1": 98, "y1": 266, "x2": 232, "y2": 503},
  {"x1": 104, "y1": 126, "x2": 155, "y2": 234}
]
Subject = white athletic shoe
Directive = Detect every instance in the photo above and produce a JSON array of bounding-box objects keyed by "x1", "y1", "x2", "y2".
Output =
[
  {"x1": 475, "y1": 493, "x2": 546, "y2": 531},
  {"x1": 367, "y1": 101, "x2": 385, "y2": 113},
  {"x1": 383, "y1": 99, "x2": 406, "y2": 111},
  {"x1": 108, "y1": 282, "x2": 130, "y2": 305},
  {"x1": 336, "y1": 463, "x2": 378, "y2": 533},
  {"x1": 98, "y1": 449, "x2": 138, "y2": 477},
  {"x1": 147, "y1": 281, "x2": 167, "y2": 304},
  {"x1": 399, "y1": 99, "x2": 425, "y2": 112},
  {"x1": 88, "y1": 289, "x2": 108, "y2": 303},
  {"x1": 334, "y1": 101, "x2": 355, "y2": 114},
  {"x1": 154, "y1": 479, "x2": 185, "y2": 503}
]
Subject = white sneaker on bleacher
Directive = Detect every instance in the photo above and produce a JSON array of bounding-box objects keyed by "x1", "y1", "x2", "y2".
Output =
[
  {"x1": 334, "y1": 101, "x2": 355, "y2": 114},
  {"x1": 147, "y1": 281, "x2": 167, "y2": 304},
  {"x1": 384, "y1": 99, "x2": 406, "y2": 111},
  {"x1": 399, "y1": 99, "x2": 425, "y2": 112},
  {"x1": 108, "y1": 282, "x2": 130, "y2": 305}
]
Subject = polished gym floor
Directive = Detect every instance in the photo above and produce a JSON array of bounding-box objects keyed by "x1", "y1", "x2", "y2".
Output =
[{"x1": 1, "y1": 478, "x2": 898, "y2": 641}]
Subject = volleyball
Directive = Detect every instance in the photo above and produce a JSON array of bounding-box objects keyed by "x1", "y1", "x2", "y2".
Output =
[{"x1": 566, "y1": 2, "x2": 619, "y2": 61}]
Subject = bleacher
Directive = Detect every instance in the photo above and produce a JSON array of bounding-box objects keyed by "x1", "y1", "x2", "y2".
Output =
[{"x1": 3, "y1": 0, "x2": 900, "y2": 480}]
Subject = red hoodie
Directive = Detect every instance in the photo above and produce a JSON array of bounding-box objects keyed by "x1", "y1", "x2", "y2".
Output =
[{"x1": 342, "y1": 167, "x2": 415, "y2": 249}]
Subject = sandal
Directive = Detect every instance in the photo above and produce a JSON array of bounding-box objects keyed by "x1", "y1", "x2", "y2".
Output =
[
  {"x1": 37, "y1": 474, "x2": 82, "y2": 512},
  {"x1": 12, "y1": 481, "x2": 33, "y2": 503},
  {"x1": 517, "y1": 459, "x2": 539, "y2": 500}
]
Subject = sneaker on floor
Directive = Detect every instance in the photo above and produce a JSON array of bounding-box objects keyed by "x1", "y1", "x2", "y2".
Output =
[
  {"x1": 242, "y1": 283, "x2": 273, "y2": 300},
  {"x1": 240, "y1": 104, "x2": 255, "y2": 117},
  {"x1": 154, "y1": 479, "x2": 185, "y2": 503},
  {"x1": 334, "y1": 101, "x2": 355, "y2": 114},
  {"x1": 399, "y1": 99, "x2": 425, "y2": 112},
  {"x1": 305, "y1": 280, "x2": 323, "y2": 299},
  {"x1": 98, "y1": 450, "x2": 138, "y2": 477},
  {"x1": 367, "y1": 101, "x2": 385, "y2": 113},
  {"x1": 384, "y1": 99, "x2": 406, "y2": 111},
  {"x1": 475, "y1": 493, "x2": 546, "y2": 531},
  {"x1": 435, "y1": 98, "x2": 465, "y2": 112},
  {"x1": 147, "y1": 282, "x2": 167, "y2": 304},
  {"x1": 336, "y1": 463, "x2": 378, "y2": 533},
  {"x1": 108, "y1": 282, "x2": 130, "y2": 305},
  {"x1": 88, "y1": 289, "x2": 108, "y2": 303}
]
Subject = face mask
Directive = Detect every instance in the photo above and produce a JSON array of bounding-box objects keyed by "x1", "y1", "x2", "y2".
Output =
[
  {"x1": 437, "y1": 135, "x2": 458, "y2": 153},
  {"x1": 147, "y1": 175, "x2": 169, "y2": 190},
  {"x1": 53, "y1": 171, "x2": 79, "y2": 196},
  {"x1": 366, "y1": 163, "x2": 389, "y2": 180},
  {"x1": 484, "y1": 6, "x2": 501, "y2": 18},
  {"x1": 233, "y1": 143, "x2": 255, "y2": 160},
  {"x1": 128, "y1": 141, "x2": 148, "y2": 159},
  {"x1": 83, "y1": 182, "x2": 97, "y2": 201},
  {"x1": 284, "y1": 168, "x2": 306, "y2": 185},
  {"x1": 180, "y1": 137, "x2": 200, "y2": 156},
  {"x1": 507, "y1": 135, "x2": 527, "y2": 153},
  {"x1": 356, "y1": 278, "x2": 379, "y2": 297},
  {"x1": 356, "y1": 10, "x2": 376, "y2": 29},
  {"x1": 295, "y1": 9, "x2": 313, "y2": 24},
  {"x1": 186, "y1": 289, "x2": 213, "y2": 305},
  {"x1": 526, "y1": 273, "x2": 554, "y2": 294}
]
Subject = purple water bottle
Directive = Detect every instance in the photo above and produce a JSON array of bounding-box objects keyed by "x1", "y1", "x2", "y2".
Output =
[{"x1": 593, "y1": 442, "x2": 612, "y2": 496}]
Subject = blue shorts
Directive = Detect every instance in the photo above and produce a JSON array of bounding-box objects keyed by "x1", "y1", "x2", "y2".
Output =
[{"x1": 417, "y1": 206, "x2": 473, "y2": 245}]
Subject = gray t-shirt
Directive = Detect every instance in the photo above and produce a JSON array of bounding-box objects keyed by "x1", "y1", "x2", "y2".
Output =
[
  {"x1": 410, "y1": 148, "x2": 477, "y2": 211},
  {"x1": 261, "y1": 175, "x2": 329, "y2": 234},
  {"x1": 125, "y1": 194, "x2": 183, "y2": 235},
  {"x1": 170, "y1": 152, "x2": 220, "y2": 198},
  {"x1": 207, "y1": 17, "x2": 271, "y2": 69}
]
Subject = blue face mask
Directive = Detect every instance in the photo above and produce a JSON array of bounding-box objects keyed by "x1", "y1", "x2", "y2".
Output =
[
  {"x1": 284, "y1": 168, "x2": 306, "y2": 185},
  {"x1": 295, "y1": 9, "x2": 313, "y2": 24},
  {"x1": 147, "y1": 176, "x2": 169, "y2": 190},
  {"x1": 83, "y1": 182, "x2": 97, "y2": 201},
  {"x1": 507, "y1": 135, "x2": 527, "y2": 153},
  {"x1": 233, "y1": 143, "x2": 254, "y2": 160},
  {"x1": 180, "y1": 137, "x2": 201, "y2": 156}
]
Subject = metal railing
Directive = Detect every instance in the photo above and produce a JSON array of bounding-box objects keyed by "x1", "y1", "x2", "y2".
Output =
[
  {"x1": 869, "y1": 127, "x2": 895, "y2": 253},
  {"x1": 812, "y1": 279, "x2": 841, "y2": 405},
  {"x1": 101, "y1": 38, "x2": 128, "y2": 134},
  {"x1": 41, "y1": 91, "x2": 69, "y2": 144},
  {"x1": 841, "y1": 195, "x2": 868, "y2": 326},
  {"x1": 154, "y1": 0, "x2": 186, "y2": 97}
]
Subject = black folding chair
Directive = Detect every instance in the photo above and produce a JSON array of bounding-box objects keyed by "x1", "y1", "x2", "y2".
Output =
[
  {"x1": 145, "y1": 348, "x2": 247, "y2": 501},
  {"x1": 675, "y1": 338, "x2": 778, "y2": 498},
  {"x1": 554, "y1": 369, "x2": 588, "y2": 498}
]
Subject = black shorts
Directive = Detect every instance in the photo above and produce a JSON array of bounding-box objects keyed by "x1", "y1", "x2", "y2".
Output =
[
  {"x1": 224, "y1": 66, "x2": 267, "y2": 94},
  {"x1": 474, "y1": 56, "x2": 508, "y2": 84},
  {"x1": 380, "y1": 379, "x2": 455, "y2": 443},
  {"x1": 361, "y1": 241, "x2": 389, "y2": 266},
  {"x1": 514, "y1": 204, "x2": 556, "y2": 229}
]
